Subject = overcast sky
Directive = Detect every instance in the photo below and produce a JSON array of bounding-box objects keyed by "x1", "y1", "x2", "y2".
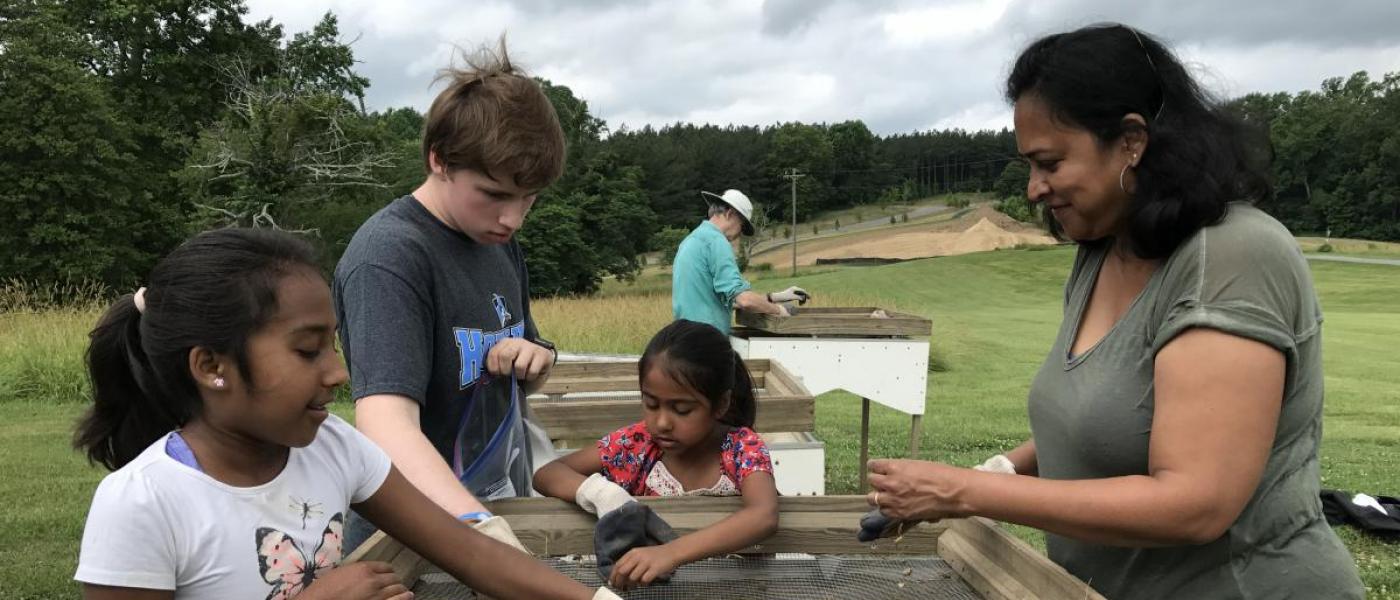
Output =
[{"x1": 245, "y1": 0, "x2": 1400, "y2": 135}]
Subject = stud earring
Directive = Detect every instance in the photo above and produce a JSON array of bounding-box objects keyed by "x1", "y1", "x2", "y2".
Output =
[{"x1": 213, "y1": 377, "x2": 226, "y2": 389}]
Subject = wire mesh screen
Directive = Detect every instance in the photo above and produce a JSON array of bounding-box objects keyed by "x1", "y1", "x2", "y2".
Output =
[{"x1": 413, "y1": 554, "x2": 984, "y2": 599}]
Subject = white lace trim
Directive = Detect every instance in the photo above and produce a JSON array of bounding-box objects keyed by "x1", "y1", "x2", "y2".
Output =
[{"x1": 645, "y1": 460, "x2": 739, "y2": 497}]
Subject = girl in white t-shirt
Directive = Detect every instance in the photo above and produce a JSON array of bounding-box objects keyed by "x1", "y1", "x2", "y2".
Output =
[{"x1": 73, "y1": 228, "x2": 615, "y2": 600}]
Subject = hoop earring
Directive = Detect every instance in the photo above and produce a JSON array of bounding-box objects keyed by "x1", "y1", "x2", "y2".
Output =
[{"x1": 1119, "y1": 153, "x2": 1138, "y2": 195}]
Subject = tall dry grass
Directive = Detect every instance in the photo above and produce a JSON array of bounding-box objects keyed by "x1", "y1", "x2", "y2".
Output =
[
  {"x1": 0, "y1": 280, "x2": 111, "y2": 404},
  {"x1": 532, "y1": 291, "x2": 672, "y2": 355},
  {"x1": 0, "y1": 272, "x2": 902, "y2": 402},
  {"x1": 533, "y1": 276, "x2": 902, "y2": 356}
]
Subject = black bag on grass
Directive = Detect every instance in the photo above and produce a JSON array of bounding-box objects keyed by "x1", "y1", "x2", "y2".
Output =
[{"x1": 1321, "y1": 489, "x2": 1400, "y2": 538}]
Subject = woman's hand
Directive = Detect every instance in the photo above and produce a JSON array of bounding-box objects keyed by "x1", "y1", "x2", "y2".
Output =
[
  {"x1": 865, "y1": 459, "x2": 975, "y2": 522},
  {"x1": 300, "y1": 561, "x2": 412, "y2": 600},
  {"x1": 608, "y1": 544, "x2": 682, "y2": 591}
]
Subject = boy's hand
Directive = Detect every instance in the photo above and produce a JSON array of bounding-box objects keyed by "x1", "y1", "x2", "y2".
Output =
[
  {"x1": 486, "y1": 338, "x2": 554, "y2": 382},
  {"x1": 301, "y1": 561, "x2": 412, "y2": 600},
  {"x1": 608, "y1": 544, "x2": 681, "y2": 590}
]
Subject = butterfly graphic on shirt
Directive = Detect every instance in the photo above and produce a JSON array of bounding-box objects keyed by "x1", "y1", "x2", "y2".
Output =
[{"x1": 255, "y1": 512, "x2": 344, "y2": 600}]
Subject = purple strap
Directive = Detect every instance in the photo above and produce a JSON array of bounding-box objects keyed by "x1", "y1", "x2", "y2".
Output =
[{"x1": 164, "y1": 431, "x2": 203, "y2": 472}]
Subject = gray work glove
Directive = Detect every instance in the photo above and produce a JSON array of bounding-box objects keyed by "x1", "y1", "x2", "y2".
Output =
[
  {"x1": 767, "y1": 286, "x2": 811, "y2": 305},
  {"x1": 856, "y1": 508, "x2": 919, "y2": 542},
  {"x1": 594, "y1": 502, "x2": 679, "y2": 583}
]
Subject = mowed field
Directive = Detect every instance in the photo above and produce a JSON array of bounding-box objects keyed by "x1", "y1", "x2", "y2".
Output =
[{"x1": 2, "y1": 246, "x2": 1397, "y2": 598}]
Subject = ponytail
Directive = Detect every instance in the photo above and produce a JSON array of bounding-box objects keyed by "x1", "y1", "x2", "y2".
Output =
[
  {"x1": 721, "y1": 350, "x2": 756, "y2": 428},
  {"x1": 639, "y1": 320, "x2": 758, "y2": 429},
  {"x1": 74, "y1": 295, "x2": 190, "y2": 470},
  {"x1": 72, "y1": 228, "x2": 319, "y2": 471}
]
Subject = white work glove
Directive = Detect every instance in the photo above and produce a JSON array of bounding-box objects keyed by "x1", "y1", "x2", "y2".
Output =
[
  {"x1": 471, "y1": 515, "x2": 533, "y2": 555},
  {"x1": 774, "y1": 302, "x2": 793, "y2": 317},
  {"x1": 594, "y1": 587, "x2": 624, "y2": 600},
  {"x1": 768, "y1": 286, "x2": 811, "y2": 305},
  {"x1": 972, "y1": 454, "x2": 1016, "y2": 474},
  {"x1": 575, "y1": 473, "x2": 636, "y2": 517}
]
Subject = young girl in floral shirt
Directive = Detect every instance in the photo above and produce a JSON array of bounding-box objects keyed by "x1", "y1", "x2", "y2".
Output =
[{"x1": 533, "y1": 320, "x2": 780, "y2": 590}]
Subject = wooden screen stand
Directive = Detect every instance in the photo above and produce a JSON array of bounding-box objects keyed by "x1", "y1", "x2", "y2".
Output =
[
  {"x1": 859, "y1": 397, "x2": 871, "y2": 492},
  {"x1": 731, "y1": 308, "x2": 932, "y2": 495},
  {"x1": 858, "y1": 398, "x2": 925, "y2": 493},
  {"x1": 347, "y1": 496, "x2": 1107, "y2": 600}
]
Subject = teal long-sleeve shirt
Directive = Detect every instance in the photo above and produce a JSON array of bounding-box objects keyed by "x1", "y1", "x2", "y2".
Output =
[{"x1": 671, "y1": 220, "x2": 751, "y2": 334}]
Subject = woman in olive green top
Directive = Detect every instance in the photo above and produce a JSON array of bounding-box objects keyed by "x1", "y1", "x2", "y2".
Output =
[{"x1": 861, "y1": 24, "x2": 1363, "y2": 599}]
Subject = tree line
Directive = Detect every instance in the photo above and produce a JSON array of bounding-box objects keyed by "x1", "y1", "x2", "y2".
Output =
[
  {"x1": 1229, "y1": 73, "x2": 1400, "y2": 241},
  {"x1": 2, "y1": 1, "x2": 1396, "y2": 297}
]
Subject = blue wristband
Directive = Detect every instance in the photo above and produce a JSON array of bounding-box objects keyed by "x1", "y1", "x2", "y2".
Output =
[{"x1": 458, "y1": 511, "x2": 493, "y2": 523}]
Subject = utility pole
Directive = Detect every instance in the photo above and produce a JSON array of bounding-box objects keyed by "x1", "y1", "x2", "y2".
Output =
[{"x1": 784, "y1": 168, "x2": 804, "y2": 276}]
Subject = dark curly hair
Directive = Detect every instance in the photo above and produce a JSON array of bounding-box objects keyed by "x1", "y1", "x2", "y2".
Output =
[{"x1": 1006, "y1": 23, "x2": 1272, "y2": 259}]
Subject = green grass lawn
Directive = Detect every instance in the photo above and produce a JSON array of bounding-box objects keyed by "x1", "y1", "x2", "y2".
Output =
[{"x1": 2, "y1": 246, "x2": 1397, "y2": 598}]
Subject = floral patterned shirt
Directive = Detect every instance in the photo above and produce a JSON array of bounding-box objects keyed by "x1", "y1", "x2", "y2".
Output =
[{"x1": 597, "y1": 421, "x2": 773, "y2": 496}]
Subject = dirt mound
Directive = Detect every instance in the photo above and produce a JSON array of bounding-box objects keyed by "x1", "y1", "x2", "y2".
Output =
[
  {"x1": 946, "y1": 218, "x2": 1036, "y2": 254},
  {"x1": 924, "y1": 205, "x2": 1042, "y2": 235},
  {"x1": 755, "y1": 205, "x2": 1058, "y2": 267}
]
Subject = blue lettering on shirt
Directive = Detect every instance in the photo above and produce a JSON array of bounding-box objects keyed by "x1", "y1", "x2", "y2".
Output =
[{"x1": 454, "y1": 321, "x2": 527, "y2": 388}]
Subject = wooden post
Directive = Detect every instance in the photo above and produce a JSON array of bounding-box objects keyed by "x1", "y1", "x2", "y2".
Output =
[
  {"x1": 858, "y1": 396, "x2": 871, "y2": 493},
  {"x1": 909, "y1": 414, "x2": 923, "y2": 458}
]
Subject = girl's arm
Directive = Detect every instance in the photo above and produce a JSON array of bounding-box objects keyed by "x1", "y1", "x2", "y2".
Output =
[
  {"x1": 608, "y1": 470, "x2": 780, "y2": 589},
  {"x1": 355, "y1": 466, "x2": 597, "y2": 600},
  {"x1": 82, "y1": 585, "x2": 172, "y2": 600},
  {"x1": 532, "y1": 447, "x2": 605, "y2": 500},
  {"x1": 668, "y1": 470, "x2": 780, "y2": 560}
]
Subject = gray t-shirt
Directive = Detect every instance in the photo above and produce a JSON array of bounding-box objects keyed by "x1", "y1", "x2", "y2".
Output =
[
  {"x1": 1027, "y1": 203, "x2": 1363, "y2": 599},
  {"x1": 334, "y1": 195, "x2": 539, "y2": 500}
]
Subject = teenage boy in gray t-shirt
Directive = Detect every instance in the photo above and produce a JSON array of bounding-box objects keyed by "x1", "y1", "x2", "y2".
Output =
[{"x1": 334, "y1": 45, "x2": 564, "y2": 555}]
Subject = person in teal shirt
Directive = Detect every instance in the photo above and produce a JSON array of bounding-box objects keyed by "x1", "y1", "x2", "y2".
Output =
[{"x1": 672, "y1": 189, "x2": 808, "y2": 334}]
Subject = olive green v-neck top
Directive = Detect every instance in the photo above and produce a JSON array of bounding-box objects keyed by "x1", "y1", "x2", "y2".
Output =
[{"x1": 1026, "y1": 203, "x2": 1363, "y2": 599}]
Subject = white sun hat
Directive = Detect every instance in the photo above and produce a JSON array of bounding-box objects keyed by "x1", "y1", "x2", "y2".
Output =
[{"x1": 700, "y1": 189, "x2": 755, "y2": 236}]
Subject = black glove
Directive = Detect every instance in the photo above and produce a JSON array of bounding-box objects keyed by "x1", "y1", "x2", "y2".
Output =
[
  {"x1": 594, "y1": 502, "x2": 679, "y2": 582},
  {"x1": 857, "y1": 508, "x2": 912, "y2": 542}
]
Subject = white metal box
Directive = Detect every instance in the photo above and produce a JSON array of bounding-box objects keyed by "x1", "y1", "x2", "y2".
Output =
[{"x1": 761, "y1": 431, "x2": 826, "y2": 496}]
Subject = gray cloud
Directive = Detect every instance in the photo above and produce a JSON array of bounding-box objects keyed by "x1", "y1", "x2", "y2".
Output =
[
  {"x1": 761, "y1": 0, "x2": 839, "y2": 36},
  {"x1": 248, "y1": 0, "x2": 1400, "y2": 135},
  {"x1": 994, "y1": 0, "x2": 1400, "y2": 49}
]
